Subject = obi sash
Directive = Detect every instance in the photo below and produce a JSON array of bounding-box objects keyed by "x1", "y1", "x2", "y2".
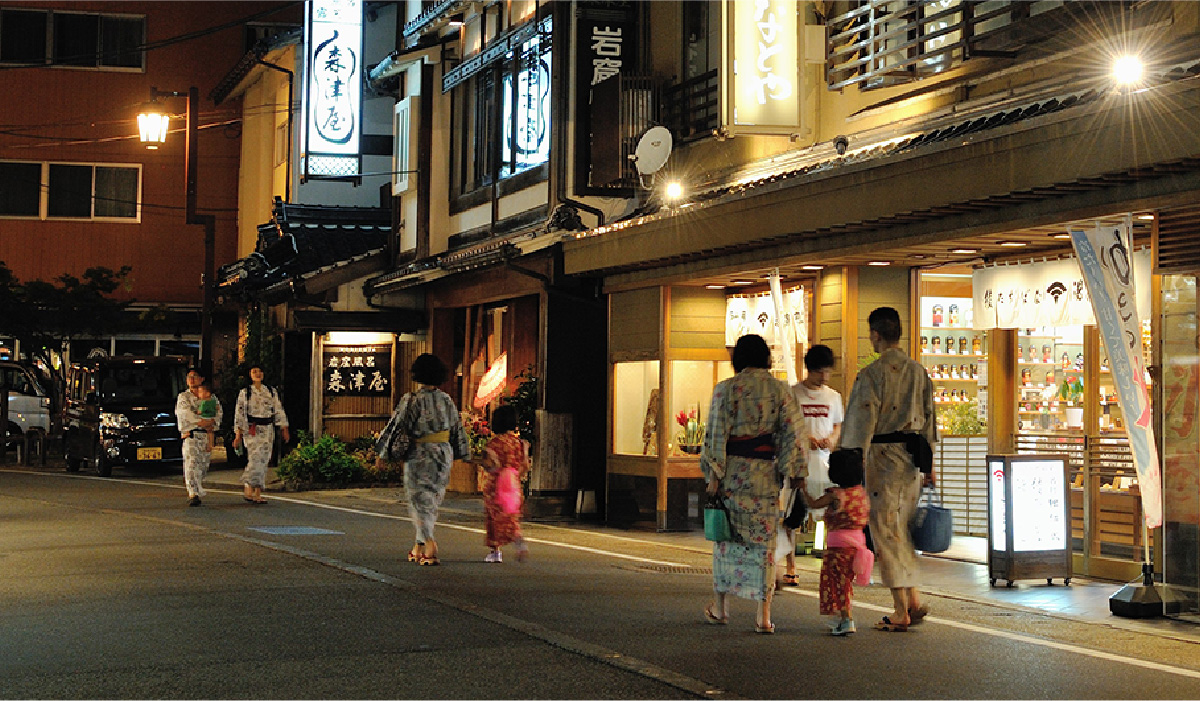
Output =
[{"x1": 826, "y1": 528, "x2": 874, "y2": 587}]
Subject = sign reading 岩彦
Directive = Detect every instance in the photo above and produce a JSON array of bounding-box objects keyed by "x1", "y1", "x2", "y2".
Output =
[
  {"x1": 1070, "y1": 220, "x2": 1162, "y2": 529},
  {"x1": 323, "y1": 345, "x2": 390, "y2": 397},
  {"x1": 303, "y1": 0, "x2": 362, "y2": 177}
]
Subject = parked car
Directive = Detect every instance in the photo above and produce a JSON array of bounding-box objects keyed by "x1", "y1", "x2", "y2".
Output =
[
  {"x1": 1, "y1": 360, "x2": 53, "y2": 445},
  {"x1": 63, "y1": 356, "x2": 190, "y2": 476}
]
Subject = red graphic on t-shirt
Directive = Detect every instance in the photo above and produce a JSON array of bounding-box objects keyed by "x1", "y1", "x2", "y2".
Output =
[{"x1": 802, "y1": 404, "x2": 830, "y2": 418}]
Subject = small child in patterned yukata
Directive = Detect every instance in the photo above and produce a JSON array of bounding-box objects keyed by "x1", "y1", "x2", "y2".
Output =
[
  {"x1": 480, "y1": 405, "x2": 531, "y2": 563},
  {"x1": 806, "y1": 448, "x2": 872, "y2": 636}
]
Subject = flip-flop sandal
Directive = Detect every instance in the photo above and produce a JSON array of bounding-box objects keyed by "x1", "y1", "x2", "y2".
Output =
[
  {"x1": 703, "y1": 605, "x2": 728, "y2": 625},
  {"x1": 873, "y1": 616, "x2": 909, "y2": 632},
  {"x1": 781, "y1": 573, "x2": 800, "y2": 586},
  {"x1": 908, "y1": 605, "x2": 930, "y2": 624},
  {"x1": 407, "y1": 548, "x2": 422, "y2": 562},
  {"x1": 419, "y1": 556, "x2": 440, "y2": 566},
  {"x1": 754, "y1": 623, "x2": 776, "y2": 634}
]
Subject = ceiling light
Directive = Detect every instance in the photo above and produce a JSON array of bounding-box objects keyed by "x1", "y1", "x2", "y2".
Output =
[
  {"x1": 705, "y1": 284, "x2": 724, "y2": 290},
  {"x1": 950, "y1": 248, "x2": 978, "y2": 254},
  {"x1": 731, "y1": 280, "x2": 753, "y2": 286},
  {"x1": 868, "y1": 261, "x2": 891, "y2": 266},
  {"x1": 1049, "y1": 233, "x2": 1071, "y2": 240},
  {"x1": 999, "y1": 241, "x2": 1028, "y2": 247},
  {"x1": 800, "y1": 264, "x2": 824, "y2": 271},
  {"x1": 1137, "y1": 214, "x2": 1154, "y2": 221},
  {"x1": 664, "y1": 181, "x2": 685, "y2": 201}
]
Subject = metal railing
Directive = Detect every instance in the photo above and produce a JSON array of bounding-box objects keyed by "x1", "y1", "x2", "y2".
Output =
[
  {"x1": 826, "y1": 0, "x2": 1071, "y2": 90},
  {"x1": 662, "y1": 69, "x2": 719, "y2": 143}
]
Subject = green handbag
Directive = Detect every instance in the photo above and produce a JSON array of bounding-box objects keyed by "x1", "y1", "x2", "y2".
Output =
[{"x1": 704, "y1": 492, "x2": 735, "y2": 543}]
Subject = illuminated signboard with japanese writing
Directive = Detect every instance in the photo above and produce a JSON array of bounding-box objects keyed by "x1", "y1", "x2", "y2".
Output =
[
  {"x1": 726, "y1": 0, "x2": 799, "y2": 134},
  {"x1": 303, "y1": 0, "x2": 362, "y2": 177},
  {"x1": 323, "y1": 345, "x2": 390, "y2": 397},
  {"x1": 502, "y1": 22, "x2": 552, "y2": 176}
]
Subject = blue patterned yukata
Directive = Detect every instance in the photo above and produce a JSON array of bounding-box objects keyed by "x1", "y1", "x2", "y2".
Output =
[
  {"x1": 701, "y1": 368, "x2": 806, "y2": 601},
  {"x1": 376, "y1": 387, "x2": 470, "y2": 545}
]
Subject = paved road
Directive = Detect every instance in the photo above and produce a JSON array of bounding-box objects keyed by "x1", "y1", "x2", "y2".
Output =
[{"x1": 4, "y1": 465, "x2": 1200, "y2": 699}]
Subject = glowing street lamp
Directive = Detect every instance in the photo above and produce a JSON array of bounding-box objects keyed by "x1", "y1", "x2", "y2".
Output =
[
  {"x1": 137, "y1": 86, "x2": 215, "y2": 378},
  {"x1": 664, "y1": 181, "x2": 685, "y2": 202}
]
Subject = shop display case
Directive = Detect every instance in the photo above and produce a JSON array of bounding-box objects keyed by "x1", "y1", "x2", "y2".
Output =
[
  {"x1": 919, "y1": 296, "x2": 988, "y2": 427},
  {"x1": 988, "y1": 454, "x2": 1072, "y2": 587},
  {"x1": 1015, "y1": 326, "x2": 1084, "y2": 433}
]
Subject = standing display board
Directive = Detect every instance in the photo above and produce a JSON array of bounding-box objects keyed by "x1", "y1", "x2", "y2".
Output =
[{"x1": 988, "y1": 454, "x2": 1072, "y2": 587}]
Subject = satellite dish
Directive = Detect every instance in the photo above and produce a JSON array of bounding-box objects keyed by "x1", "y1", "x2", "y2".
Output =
[{"x1": 632, "y1": 126, "x2": 673, "y2": 175}]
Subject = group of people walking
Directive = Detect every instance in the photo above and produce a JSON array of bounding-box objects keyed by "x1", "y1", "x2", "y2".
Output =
[
  {"x1": 701, "y1": 306, "x2": 936, "y2": 635},
  {"x1": 175, "y1": 365, "x2": 290, "y2": 507},
  {"x1": 174, "y1": 309, "x2": 935, "y2": 633}
]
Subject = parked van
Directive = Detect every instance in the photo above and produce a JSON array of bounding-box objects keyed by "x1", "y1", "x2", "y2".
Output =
[
  {"x1": 1, "y1": 360, "x2": 53, "y2": 443},
  {"x1": 63, "y1": 356, "x2": 190, "y2": 476}
]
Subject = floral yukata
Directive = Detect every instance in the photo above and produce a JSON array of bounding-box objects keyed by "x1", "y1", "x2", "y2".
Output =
[
  {"x1": 700, "y1": 368, "x2": 806, "y2": 601},
  {"x1": 176, "y1": 389, "x2": 222, "y2": 499},
  {"x1": 234, "y1": 385, "x2": 288, "y2": 489},
  {"x1": 376, "y1": 387, "x2": 470, "y2": 545},
  {"x1": 840, "y1": 347, "x2": 937, "y2": 589},
  {"x1": 819, "y1": 485, "x2": 870, "y2": 615},
  {"x1": 481, "y1": 432, "x2": 529, "y2": 549}
]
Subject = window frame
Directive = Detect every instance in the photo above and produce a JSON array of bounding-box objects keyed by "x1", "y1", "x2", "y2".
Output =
[
  {"x1": 449, "y1": 16, "x2": 552, "y2": 203},
  {"x1": 0, "y1": 7, "x2": 145, "y2": 72},
  {"x1": 0, "y1": 159, "x2": 142, "y2": 222}
]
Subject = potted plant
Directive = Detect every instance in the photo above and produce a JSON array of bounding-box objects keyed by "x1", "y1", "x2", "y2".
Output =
[
  {"x1": 1060, "y1": 375, "x2": 1084, "y2": 428},
  {"x1": 675, "y1": 407, "x2": 705, "y2": 454}
]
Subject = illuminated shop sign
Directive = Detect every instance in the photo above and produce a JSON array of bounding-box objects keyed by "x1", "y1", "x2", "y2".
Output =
[
  {"x1": 303, "y1": 0, "x2": 363, "y2": 177},
  {"x1": 502, "y1": 24, "x2": 552, "y2": 175},
  {"x1": 727, "y1": 0, "x2": 799, "y2": 133},
  {"x1": 323, "y1": 345, "x2": 390, "y2": 397}
]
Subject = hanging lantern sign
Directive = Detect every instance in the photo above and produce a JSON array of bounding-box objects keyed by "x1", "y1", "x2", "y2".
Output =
[{"x1": 474, "y1": 352, "x2": 509, "y2": 408}]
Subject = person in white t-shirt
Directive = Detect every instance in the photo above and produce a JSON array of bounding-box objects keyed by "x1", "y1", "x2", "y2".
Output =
[{"x1": 780, "y1": 345, "x2": 844, "y2": 585}]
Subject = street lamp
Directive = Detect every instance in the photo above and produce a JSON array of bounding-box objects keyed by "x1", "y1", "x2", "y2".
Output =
[{"x1": 138, "y1": 87, "x2": 215, "y2": 378}]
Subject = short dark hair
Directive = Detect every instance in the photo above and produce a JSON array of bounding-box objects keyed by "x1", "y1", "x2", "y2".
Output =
[
  {"x1": 731, "y1": 334, "x2": 771, "y2": 372},
  {"x1": 491, "y1": 404, "x2": 518, "y2": 434},
  {"x1": 868, "y1": 306, "x2": 902, "y2": 344},
  {"x1": 410, "y1": 353, "x2": 449, "y2": 386},
  {"x1": 828, "y1": 448, "x2": 864, "y2": 488},
  {"x1": 804, "y1": 344, "x2": 835, "y2": 372}
]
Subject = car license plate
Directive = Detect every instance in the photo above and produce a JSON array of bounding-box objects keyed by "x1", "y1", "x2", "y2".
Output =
[{"x1": 137, "y1": 447, "x2": 162, "y2": 461}]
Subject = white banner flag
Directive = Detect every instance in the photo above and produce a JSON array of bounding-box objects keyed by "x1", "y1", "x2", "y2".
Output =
[{"x1": 1069, "y1": 220, "x2": 1162, "y2": 528}]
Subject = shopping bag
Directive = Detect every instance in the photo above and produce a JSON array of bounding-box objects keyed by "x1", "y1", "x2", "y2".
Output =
[
  {"x1": 910, "y1": 486, "x2": 953, "y2": 554},
  {"x1": 495, "y1": 467, "x2": 523, "y2": 514},
  {"x1": 704, "y1": 493, "x2": 735, "y2": 543}
]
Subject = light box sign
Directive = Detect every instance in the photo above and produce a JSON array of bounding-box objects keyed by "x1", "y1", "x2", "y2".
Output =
[
  {"x1": 727, "y1": 0, "x2": 799, "y2": 133},
  {"x1": 303, "y1": 0, "x2": 362, "y2": 176},
  {"x1": 323, "y1": 345, "x2": 390, "y2": 397}
]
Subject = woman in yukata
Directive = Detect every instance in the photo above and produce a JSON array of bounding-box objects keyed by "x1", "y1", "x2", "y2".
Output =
[{"x1": 700, "y1": 334, "x2": 807, "y2": 634}]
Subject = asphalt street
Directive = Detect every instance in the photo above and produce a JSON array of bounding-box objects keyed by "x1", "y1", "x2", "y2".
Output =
[{"x1": 4, "y1": 463, "x2": 1200, "y2": 699}]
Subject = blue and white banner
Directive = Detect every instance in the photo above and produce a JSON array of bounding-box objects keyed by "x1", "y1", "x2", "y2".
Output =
[{"x1": 1070, "y1": 220, "x2": 1162, "y2": 528}]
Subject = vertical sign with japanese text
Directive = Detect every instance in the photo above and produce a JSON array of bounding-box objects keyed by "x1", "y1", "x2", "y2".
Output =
[
  {"x1": 1070, "y1": 221, "x2": 1163, "y2": 529},
  {"x1": 575, "y1": 1, "x2": 638, "y2": 192},
  {"x1": 323, "y1": 345, "x2": 390, "y2": 397},
  {"x1": 728, "y1": 0, "x2": 799, "y2": 132},
  {"x1": 303, "y1": 0, "x2": 362, "y2": 176}
]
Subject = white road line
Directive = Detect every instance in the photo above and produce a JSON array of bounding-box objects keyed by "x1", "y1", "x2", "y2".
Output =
[
  {"x1": 13, "y1": 469, "x2": 1200, "y2": 681},
  {"x1": 776, "y1": 588, "x2": 1200, "y2": 681}
]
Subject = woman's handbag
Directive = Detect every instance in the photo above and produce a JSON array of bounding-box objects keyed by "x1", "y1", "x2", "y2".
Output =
[
  {"x1": 782, "y1": 486, "x2": 807, "y2": 531},
  {"x1": 910, "y1": 486, "x2": 953, "y2": 553},
  {"x1": 704, "y1": 492, "x2": 736, "y2": 543}
]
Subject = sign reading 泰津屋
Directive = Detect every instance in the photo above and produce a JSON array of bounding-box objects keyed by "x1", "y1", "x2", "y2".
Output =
[
  {"x1": 1070, "y1": 220, "x2": 1162, "y2": 529},
  {"x1": 727, "y1": 0, "x2": 799, "y2": 133},
  {"x1": 303, "y1": 0, "x2": 362, "y2": 177},
  {"x1": 323, "y1": 345, "x2": 390, "y2": 397}
]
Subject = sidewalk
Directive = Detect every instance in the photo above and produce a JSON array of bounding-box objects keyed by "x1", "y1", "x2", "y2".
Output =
[{"x1": 205, "y1": 461, "x2": 1200, "y2": 643}]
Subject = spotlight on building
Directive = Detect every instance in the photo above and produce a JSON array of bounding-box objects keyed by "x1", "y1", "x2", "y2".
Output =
[
  {"x1": 1112, "y1": 55, "x2": 1144, "y2": 86},
  {"x1": 664, "y1": 181, "x2": 685, "y2": 202}
]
